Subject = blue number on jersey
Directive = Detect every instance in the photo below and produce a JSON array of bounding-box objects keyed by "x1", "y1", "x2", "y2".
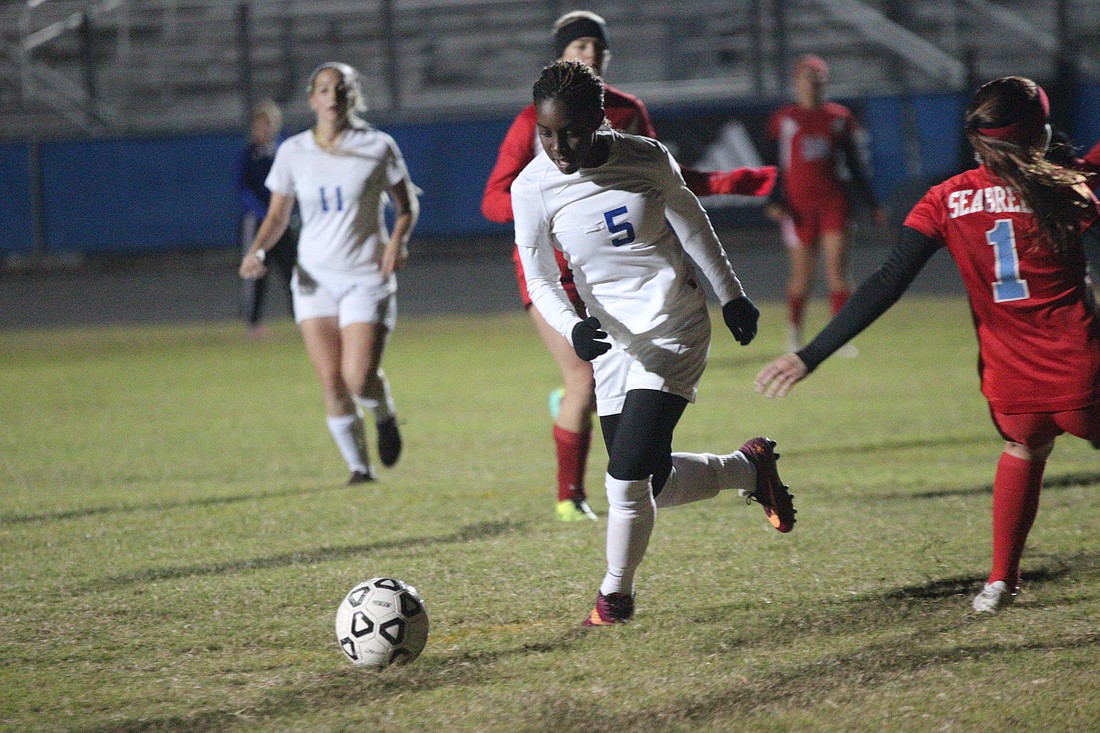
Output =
[
  {"x1": 985, "y1": 219, "x2": 1029, "y2": 302},
  {"x1": 603, "y1": 206, "x2": 636, "y2": 247},
  {"x1": 319, "y1": 186, "x2": 344, "y2": 213}
]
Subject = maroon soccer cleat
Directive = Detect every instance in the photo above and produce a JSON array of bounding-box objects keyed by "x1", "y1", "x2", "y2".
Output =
[
  {"x1": 582, "y1": 591, "x2": 635, "y2": 626},
  {"x1": 739, "y1": 437, "x2": 796, "y2": 533}
]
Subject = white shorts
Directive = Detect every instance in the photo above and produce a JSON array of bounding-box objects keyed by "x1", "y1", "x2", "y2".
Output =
[
  {"x1": 592, "y1": 310, "x2": 711, "y2": 417},
  {"x1": 291, "y1": 266, "x2": 397, "y2": 331}
]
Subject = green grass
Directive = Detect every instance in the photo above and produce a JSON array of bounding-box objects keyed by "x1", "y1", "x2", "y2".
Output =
[{"x1": 2, "y1": 297, "x2": 1098, "y2": 733}]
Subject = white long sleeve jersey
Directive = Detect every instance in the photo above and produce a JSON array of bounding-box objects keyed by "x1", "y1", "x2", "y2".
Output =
[
  {"x1": 266, "y1": 125, "x2": 408, "y2": 282},
  {"x1": 512, "y1": 130, "x2": 745, "y2": 345}
]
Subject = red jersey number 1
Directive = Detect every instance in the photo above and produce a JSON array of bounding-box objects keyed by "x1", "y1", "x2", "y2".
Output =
[{"x1": 986, "y1": 219, "x2": 1030, "y2": 303}]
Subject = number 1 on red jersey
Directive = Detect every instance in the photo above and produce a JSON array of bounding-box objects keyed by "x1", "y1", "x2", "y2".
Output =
[{"x1": 986, "y1": 219, "x2": 1030, "y2": 303}]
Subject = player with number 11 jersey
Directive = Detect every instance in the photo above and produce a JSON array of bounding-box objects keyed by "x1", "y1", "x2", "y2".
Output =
[{"x1": 266, "y1": 125, "x2": 409, "y2": 289}]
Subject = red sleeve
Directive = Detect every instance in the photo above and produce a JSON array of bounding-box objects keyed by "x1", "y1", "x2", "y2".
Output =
[
  {"x1": 682, "y1": 166, "x2": 778, "y2": 197},
  {"x1": 480, "y1": 106, "x2": 537, "y2": 223},
  {"x1": 1081, "y1": 140, "x2": 1100, "y2": 176},
  {"x1": 632, "y1": 98, "x2": 657, "y2": 138},
  {"x1": 603, "y1": 85, "x2": 658, "y2": 138},
  {"x1": 902, "y1": 185, "x2": 945, "y2": 241}
]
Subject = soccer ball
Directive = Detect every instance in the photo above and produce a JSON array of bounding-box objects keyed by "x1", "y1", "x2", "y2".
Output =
[{"x1": 335, "y1": 577, "x2": 430, "y2": 669}]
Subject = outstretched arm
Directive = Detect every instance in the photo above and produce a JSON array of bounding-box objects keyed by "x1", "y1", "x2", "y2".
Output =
[
  {"x1": 680, "y1": 165, "x2": 778, "y2": 198},
  {"x1": 755, "y1": 226, "x2": 941, "y2": 397}
]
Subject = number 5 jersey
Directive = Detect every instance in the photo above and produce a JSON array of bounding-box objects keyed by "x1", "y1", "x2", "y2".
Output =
[{"x1": 511, "y1": 130, "x2": 745, "y2": 347}]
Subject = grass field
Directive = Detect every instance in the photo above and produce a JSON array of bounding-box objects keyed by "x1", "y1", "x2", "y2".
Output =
[{"x1": 2, "y1": 297, "x2": 1098, "y2": 733}]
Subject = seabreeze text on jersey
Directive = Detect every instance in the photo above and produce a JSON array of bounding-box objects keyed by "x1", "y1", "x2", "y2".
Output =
[{"x1": 947, "y1": 185, "x2": 1032, "y2": 219}]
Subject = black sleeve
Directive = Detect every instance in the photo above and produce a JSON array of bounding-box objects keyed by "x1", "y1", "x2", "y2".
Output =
[
  {"x1": 765, "y1": 135, "x2": 787, "y2": 208},
  {"x1": 840, "y1": 132, "x2": 879, "y2": 208},
  {"x1": 797, "y1": 226, "x2": 942, "y2": 371}
]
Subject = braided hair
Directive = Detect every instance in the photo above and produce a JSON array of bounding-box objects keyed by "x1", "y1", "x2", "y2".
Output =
[
  {"x1": 532, "y1": 60, "x2": 606, "y2": 126},
  {"x1": 965, "y1": 76, "x2": 1091, "y2": 256}
]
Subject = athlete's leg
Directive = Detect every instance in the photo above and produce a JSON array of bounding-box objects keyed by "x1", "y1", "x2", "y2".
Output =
[
  {"x1": 341, "y1": 321, "x2": 389, "y2": 412},
  {"x1": 300, "y1": 316, "x2": 370, "y2": 474},
  {"x1": 301, "y1": 316, "x2": 353, "y2": 415},
  {"x1": 1051, "y1": 402, "x2": 1100, "y2": 444},
  {"x1": 239, "y1": 213, "x2": 267, "y2": 334},
  {"x1": 820, "y1": 229, "x2": 852, "y2": 313},
  {"x1": 990, "y1": 439, "x2": 1054, "y2": 587},
  {"x1": 988, "y1": 410, "x2": 1060, "y2": 588},
  {"x1": 342, "y1": 319, "x2": 404, "y2": 468},
  {"x1": 785, "y1": 244, "x2": 816, "y2": 351},
  {"x1": 597, "y1": 390, "x2": 687, "y2": 596},
  {"x1": 821, "y1": 227, "x2": 858, "y2": 356},
  {"x1": 531, "y1": 305, "x2": 596, "y2": 504},
  {"x1": 268, "y1": 232, "x2": 298, "y2": 321}
]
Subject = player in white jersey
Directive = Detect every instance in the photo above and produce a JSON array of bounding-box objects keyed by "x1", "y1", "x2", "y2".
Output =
[
  {"x1": 512, "y1": 61, "x2": 797, "y2": 625},
  {"x1": 239, "y1": 62, "x2": 419, "y2": 484}
]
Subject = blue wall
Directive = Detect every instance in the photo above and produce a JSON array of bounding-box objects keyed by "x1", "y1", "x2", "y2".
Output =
[
  {"x1": 863, "y1": 91, "x2": 969, "y2": 203},
  {"x1": 389, "y1": 117, "x2": 513, "y2": 237},
  {"x1": 3, "y1": 84, "x2": 1099, "y2": 257},
  {"x1": 0, "y1": 144, "x2": 35, "y2": 256},
  {"x1": 40, "y1": 134, "x2": 242, "y2": 254},
  {"x1": 1074, "y1": 81, "x2": 1100, "y2": 147}
]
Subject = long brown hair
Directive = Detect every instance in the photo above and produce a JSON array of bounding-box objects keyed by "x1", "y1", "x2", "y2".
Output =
[{"x1": 964, "y1": 76, "x2": 1091, "y2": 255}]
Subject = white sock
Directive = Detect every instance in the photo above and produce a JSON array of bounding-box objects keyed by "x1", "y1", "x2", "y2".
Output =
[
  {"x1": 326, "y1": 413, "x2": 369, "y2": 473},
  {"x1": 600, "y1": 475, "x2": 655, "y2": 596},
  {"x1": 353, "y1": 374, "x2": 396, "y2": 424},
  {"x1": 654, "y1": 451, "x2": 756, "y2": 509}
]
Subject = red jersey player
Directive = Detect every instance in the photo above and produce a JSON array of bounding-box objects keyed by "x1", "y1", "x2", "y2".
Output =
[
  {"x1": 481, "y1": 10, "x2": 775, "y2": 523},
  {"x1": 755, "y1": 76, "x2": 1100, "y2": 613},
  {"x1": 766, "y1": 54, "x2": 886, "y2": 353}
]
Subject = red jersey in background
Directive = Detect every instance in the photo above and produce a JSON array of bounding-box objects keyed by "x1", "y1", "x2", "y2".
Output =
[
  {"x1": 481, "y1": 85, "x2": 657, "y2": 224},
  {"x1": 904, "y1": 165, "x2": 1100, "y2": 414},
  {"x1": 768, "y1": 101, "x2": 862, "y2": 206}
]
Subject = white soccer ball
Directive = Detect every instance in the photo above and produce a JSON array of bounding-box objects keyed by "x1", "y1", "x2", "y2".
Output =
[{"x1": 335, "y1": 577, "x2": 430, "y2": 669}]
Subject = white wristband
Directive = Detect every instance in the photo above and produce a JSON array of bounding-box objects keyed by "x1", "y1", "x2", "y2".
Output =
[{"x1": 253, "y1": 249, "x2": 266, "y2": 263}]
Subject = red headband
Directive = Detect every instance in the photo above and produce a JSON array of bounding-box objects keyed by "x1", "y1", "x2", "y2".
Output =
[{"x1": 976, "y1": 85, "x2": 1049, "y2": 142}]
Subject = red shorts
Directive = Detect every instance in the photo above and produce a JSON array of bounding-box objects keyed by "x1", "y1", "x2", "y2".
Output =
[
  {"x1": 512, "y1": 246, "x2": 580, "y2": 309},
  {"x1": 780, "y1": 194, "x2": 849, "y2": 249},
  {"x1": 990, "y1": 402, "x2": 1100, "y2": 448}
]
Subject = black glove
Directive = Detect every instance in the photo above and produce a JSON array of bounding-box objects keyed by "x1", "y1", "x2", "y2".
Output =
[
  {"x1": 571, "y1": 316, "x2": 611, "y2": 361},
  {"x1": 722, "y1": 296, "x2": 759, "y2": 346}
]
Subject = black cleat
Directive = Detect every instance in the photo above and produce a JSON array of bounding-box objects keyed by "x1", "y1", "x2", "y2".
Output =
[
  {"x1": 348, "y1": 468, "x2": 377, "y2": 485},
  {"x1": 377, "y1": 417, "x2": 403, "y2": 467}
]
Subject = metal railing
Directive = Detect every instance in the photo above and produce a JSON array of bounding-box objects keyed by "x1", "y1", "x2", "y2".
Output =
[{"x1": 2, "y1": 0, "x2": 1096, "y2": 139}]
